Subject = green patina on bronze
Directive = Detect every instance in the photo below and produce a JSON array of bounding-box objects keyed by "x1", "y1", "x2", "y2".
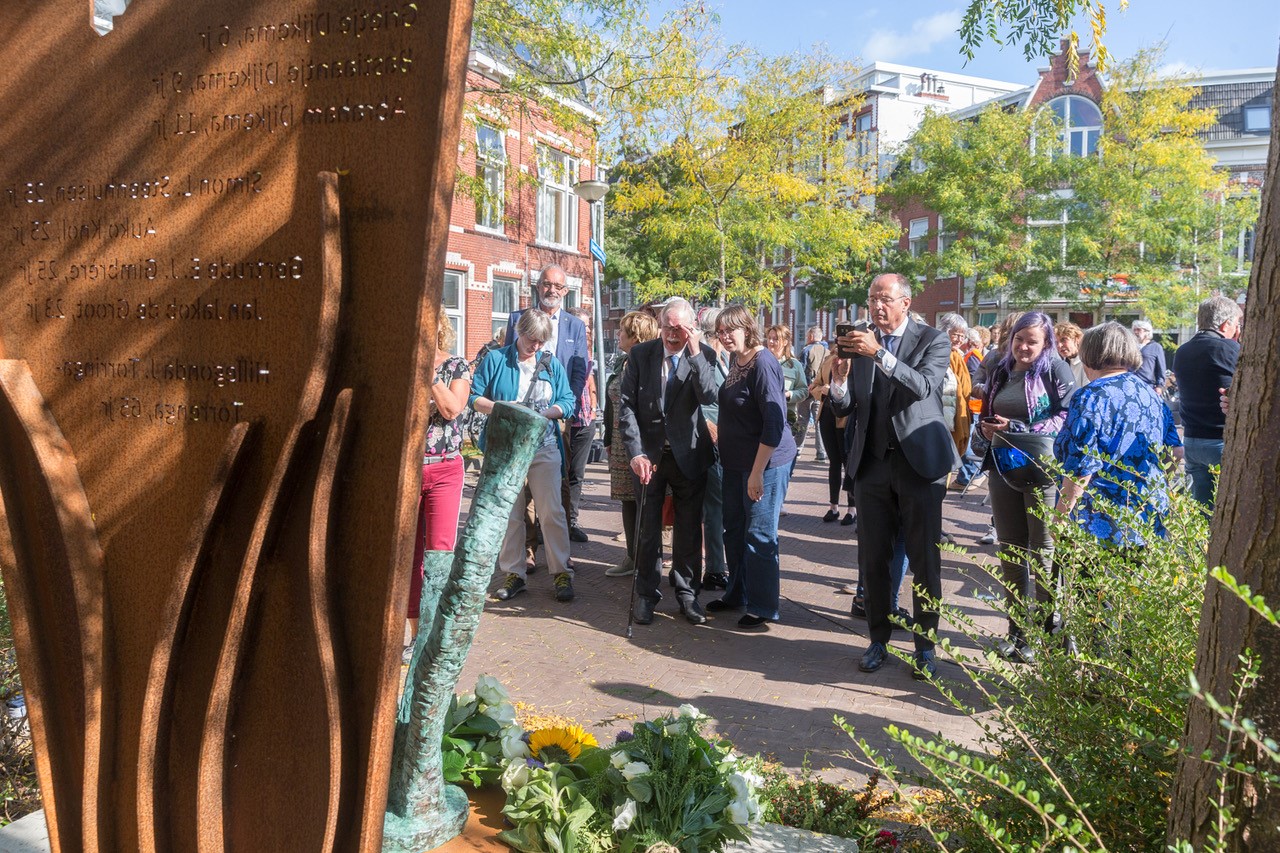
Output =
[{"x1": 383, "y1": 401, "x2": 546, "y2": 851}]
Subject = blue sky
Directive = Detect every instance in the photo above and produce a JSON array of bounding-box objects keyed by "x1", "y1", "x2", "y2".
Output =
[{"x1": 650, "y1": 1, "x2": 1278, "y2": 83}]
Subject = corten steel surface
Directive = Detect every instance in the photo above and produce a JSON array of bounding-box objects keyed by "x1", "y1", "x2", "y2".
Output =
[{"x1": 0, "y1": 2, "x2": 474, "y2": 851}]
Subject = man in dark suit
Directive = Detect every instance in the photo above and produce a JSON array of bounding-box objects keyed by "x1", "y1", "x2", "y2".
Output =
[
  {"x1": 618, "y1": 298, "x2": 719, "y2": 626},
  {"x1": 507, "y1": 264, "x2": 591, "y2": 558},
  {"x1": 829, "y1": 273, "x2": 959, "y2": 680}
]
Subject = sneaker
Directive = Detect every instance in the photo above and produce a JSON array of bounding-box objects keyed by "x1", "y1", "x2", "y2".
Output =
[
  {"x1": 969, "y1": 473, "x2": 989, "y2": 490},
  {"x1": 978, "y1": 526, "x2": 997, "y2": 545},
  {"x1": 605, "y1": 558, "x2": 635, "y2": 577},
  {"x1": 815, "y1": 454, "x2": 829, "y2": 463},
  {"x1": 553, "y1": 574, "x2": 575, "y2": 602},
  {"x1": 493, "y1": 573, "x2": 527, "y2": 601},
  {"x1": 568, "y1": 525, "x2": 589, "y2": 543}
]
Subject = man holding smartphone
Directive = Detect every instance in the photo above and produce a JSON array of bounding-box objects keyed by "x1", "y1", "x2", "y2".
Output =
[
  {"x1": 619, "y1": 298, "x2": 721, "y2": 626},
  {"x1": 827, "y1": 274, "x2": 958, "y2": 681}
]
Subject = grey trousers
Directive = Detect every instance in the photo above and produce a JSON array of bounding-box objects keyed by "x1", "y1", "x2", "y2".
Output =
[
  {"x1": 501, "y1": 444, "x2": 572, "y2": 578},
  {"x1": 987, "y1": 472, "x2": 1056, "y2": 636}
]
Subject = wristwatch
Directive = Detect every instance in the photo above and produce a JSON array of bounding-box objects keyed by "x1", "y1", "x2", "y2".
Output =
[{"x1": 873, "y1": 347, "x2": 887, "y2": 364}]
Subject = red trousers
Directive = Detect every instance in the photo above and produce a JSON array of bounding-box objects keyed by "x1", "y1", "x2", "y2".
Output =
[{"x1": 408, "y1": 455, "x2": 465, "y2": 617}]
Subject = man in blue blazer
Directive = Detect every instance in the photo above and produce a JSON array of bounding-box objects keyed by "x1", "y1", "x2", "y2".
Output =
[
  {"x1": 829, "y1": 273, "x2": 960, "y2": 681},
  {"x1": 506, "y1": 263, "x2": 591, "y2": 560}
]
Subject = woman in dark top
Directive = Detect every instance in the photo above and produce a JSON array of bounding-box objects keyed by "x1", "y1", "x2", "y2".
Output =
[
  {"x1": 976, "y1": 311, "x2": 1074, "y2": 663},
  {"x1": 706, "y1": 305, "x2": 797, "y2": 630}
]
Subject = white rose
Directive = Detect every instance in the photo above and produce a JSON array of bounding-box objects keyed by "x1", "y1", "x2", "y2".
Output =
[
  {"x1": 610, "y1": 751, "x2": 630, "y2": 770},
  {"x1": 726, "y1": 799, "x2": 750, "y2": 825},
  {"x1": 475, "y1": 675, "x2": 508, "y2": 706},
  {"x1": 501, "y1": 732, "x2": 530, "y2": 760},
  {"x1": 501, "y1": 759, "x2": 530, "y2": 792},
  {"x1": 483, "y1": 702, "x2": 517, "y2": 726},
  {"x1": 664, "y1": 720, "x2": 686, "y2": 737},
  {"x1": 612, "y1": 799, "x2": 638, "y2": 832},
  {"x1": 677, "y1": 703, "x2": 702, "y2": 719},
  {"x1": 728, "y1": 773, "x2": 750, "y2": 801},
  {"x1": 620, "y1": 760, "x2": 650, "y2": 781}
]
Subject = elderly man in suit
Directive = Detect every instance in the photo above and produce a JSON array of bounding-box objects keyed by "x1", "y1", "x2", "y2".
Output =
[
  {"x1": 507, "y1": 264, "x2": 591, "y2": 560},
  {"x1": 619, "y1": 297, "x2": 719, "y2": 626},
  {"x1": 829, "y1": 273, "x2": 959, "y2": 680}
]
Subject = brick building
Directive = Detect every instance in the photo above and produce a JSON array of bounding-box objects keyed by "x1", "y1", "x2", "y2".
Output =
[
  {"x1": 442, "y1": 49, "x2": 604, "y2": 362},
  {"x1": 900, "y1": 46, "x2": 1272, "y2": 330}
]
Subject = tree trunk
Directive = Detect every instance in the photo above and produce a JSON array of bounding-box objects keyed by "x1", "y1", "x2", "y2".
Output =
[{"x1": 1167, "y1": 56, "x2": 1280, "y2": 850}]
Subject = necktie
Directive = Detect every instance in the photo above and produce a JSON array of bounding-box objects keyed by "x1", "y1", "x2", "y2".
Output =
[{"x1": 664, "y1": 354, "x2": 679, "y2": 410}]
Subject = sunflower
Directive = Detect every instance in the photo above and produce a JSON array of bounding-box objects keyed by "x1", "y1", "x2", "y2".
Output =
[{"x1": 528, "y1": 725, "x2": 599, "y2": 764}]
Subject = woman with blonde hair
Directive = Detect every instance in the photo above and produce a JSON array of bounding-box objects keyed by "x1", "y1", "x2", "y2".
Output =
[
  {"x1": 405, "y1": 308, "x2": 472, "y2": 656},
  {"x1": 603, "y1": 310, "x2": 660, "y2": 576}
]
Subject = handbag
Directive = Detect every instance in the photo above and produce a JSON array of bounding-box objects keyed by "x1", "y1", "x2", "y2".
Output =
[{"x1": 991, "y1": 430, "x2": 1056, "y2": 492}]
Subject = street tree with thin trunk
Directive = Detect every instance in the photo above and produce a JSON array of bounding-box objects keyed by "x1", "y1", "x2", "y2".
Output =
[{"x1": 606, "y1": 3, "x2": 896, "y2": 307}]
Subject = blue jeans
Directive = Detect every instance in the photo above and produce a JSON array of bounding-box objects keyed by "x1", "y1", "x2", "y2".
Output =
[
  {"x1": 722, "y1": 465, "x2": 792, "y2": 620},
  {"x1": 703, "y1": 461, "x2": 726, "y2": 577},
  {"x1": 1183, "y1": 436, "x2": 1224, "y2": 509},
  {"x1": 857, "y1": 530, "x2": 908, "y2": 612}
]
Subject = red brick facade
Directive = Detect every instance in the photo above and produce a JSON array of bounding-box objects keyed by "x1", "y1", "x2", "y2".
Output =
[{"x1": 442, "y1": 61, "x2": 600, "y2": 362}]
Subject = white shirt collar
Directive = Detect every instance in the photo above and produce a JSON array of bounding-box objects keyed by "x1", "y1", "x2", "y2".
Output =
[{"x1": 880, "y1": 317, "x2": 909, "y2": 338}]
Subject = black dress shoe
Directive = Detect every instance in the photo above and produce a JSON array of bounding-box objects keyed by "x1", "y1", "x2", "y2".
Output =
[
  {"x1": 822, "y1": 509, "x2": 840, "y2": 523},
  {"x1": 568, "y1": 525, "x2": 589, "y2": 543},
  {"x1": 680, "y1": 598, "x2": 707, "y2": 625},
  {"x1": 736, "y1": 614, "x2": 769, "y2": 630},
  {"x1": 911, "y1": 650, "x2": 938, "y2": 681},
  {"x1": 858, "y1": 642, "x2": 888, "y2": 672},
  {"x1": 705, "y1": 598, "x2": 743, "y2": 613},
  {"x1": 633, "y1": 597, "x2": 657, "y2": 625},
  {"x1": 702, "y1": 573, "x2": 729, "y2": 591},
  {"x1": 840, "y1": 511, "x2": 856, "y2": 526},
  {"x1": 890, "y1": 606, "x2": 915, "y2": 629},
  {"x1": 850, "y1": 595, "x2": 867, "y2": 618}
]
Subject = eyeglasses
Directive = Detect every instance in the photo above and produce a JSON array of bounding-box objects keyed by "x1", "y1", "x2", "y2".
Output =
[
  {"x1": 715, "y1": 328, "x2": 736, "y2": 339},
  {"x1": 867, "y1": 295, "x2": 907, "y2": 307},
  {"x1": 540, "y1": 280, "x2": 569, "y2": 292}
]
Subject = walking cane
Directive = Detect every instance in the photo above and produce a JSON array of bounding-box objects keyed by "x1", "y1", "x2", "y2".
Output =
[{"x1": 625, "y1": 477, "x2": 648, "y2": 639}]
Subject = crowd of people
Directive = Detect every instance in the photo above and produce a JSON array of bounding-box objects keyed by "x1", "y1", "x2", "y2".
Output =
[{"x1": 405, "y1": 263, "x2": 1243, "y2": 682}]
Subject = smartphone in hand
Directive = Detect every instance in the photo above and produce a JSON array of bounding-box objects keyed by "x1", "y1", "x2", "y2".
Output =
[{"x1": 836, "y1": 321, "x2": 867, "y2": 359}]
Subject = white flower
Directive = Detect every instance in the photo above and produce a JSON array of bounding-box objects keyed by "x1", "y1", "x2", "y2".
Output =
[
  {"x1": 620, "y1": 760, "x2": 650, "y2": 781},
  {"x1": 610, "y1": 751, "x2": 630, "y2": 770},
  {"x1": 612, "y1": 799, "x2": 638, "y2": 832},
  {"x1": 727, "y1": 772, "x2": 751, "y2": 801},
  {"x1": 663, "y1": 720, "x2": 686, "y2": 737},
  {"x1": 726, "y1": 799, "x2": 751, "y2": 825},
  {"x1": 483, "y1": 701, "x2": 517, "y2": 726},
  {"x1": 677, "y1": 703, "x2": 702, "y2": 719},
  {"x1": 457, "y1": 691, "x2": 477, "y2": 709},
  {"x1": 501, "y1": 731, "x2": 530, "y2": 760},
  {"x1": 475, "y1": 674, "x2": 509, "y2": 706},
  {"x1": 501, "y1": 759, "x2": 531, "y2": 792}
]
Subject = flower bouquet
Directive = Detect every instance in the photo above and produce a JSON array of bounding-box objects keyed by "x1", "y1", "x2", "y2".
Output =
[
  {"x1": 499, "y1": 702, "x2": 763, "y2": 853},
  {"x1": 441, "y1": 675, "x2": 528, "y2": 787}
]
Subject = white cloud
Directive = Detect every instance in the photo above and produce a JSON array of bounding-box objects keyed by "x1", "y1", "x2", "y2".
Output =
[{"x1": 862, "y1": 10, "x2": 963, "y2": 62}]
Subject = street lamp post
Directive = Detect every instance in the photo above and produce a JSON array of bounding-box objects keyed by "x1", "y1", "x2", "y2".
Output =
[{"x1": 573, "y1": 178, "x2": 610, "y2": 417}]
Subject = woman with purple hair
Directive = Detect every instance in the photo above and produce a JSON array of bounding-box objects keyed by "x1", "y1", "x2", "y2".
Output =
[{"x1": 976, "y1": 312, "x2": 1076, "y2": 663}]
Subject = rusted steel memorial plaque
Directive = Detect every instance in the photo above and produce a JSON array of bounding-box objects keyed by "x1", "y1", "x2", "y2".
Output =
[{"x1": 0, "y1": 2, "x2": 473, "y2": 850}]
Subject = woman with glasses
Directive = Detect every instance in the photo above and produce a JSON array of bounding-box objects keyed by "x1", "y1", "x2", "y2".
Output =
[
  {"x1": 470, "y1": 309, "x2": 578, "y2": 604},
  {"x1": 706, "y1": 305, "x2": 797, "y2": 630}
]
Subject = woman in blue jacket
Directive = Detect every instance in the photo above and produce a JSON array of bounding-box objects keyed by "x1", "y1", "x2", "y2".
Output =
[{"x1": 470, "y1": 310, "x2": 578, "y2": 604}]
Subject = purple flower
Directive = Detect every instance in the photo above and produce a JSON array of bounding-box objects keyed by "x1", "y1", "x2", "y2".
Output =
[
  {"x1": 525, "y1": 758, "x2": 545, "y2": 769},
  {"x1": 522, "y1": 731, "x2": 532, "y2": 744},
  {"x1": 615, "y1": 730, "x2": 635, "y2": 744}
]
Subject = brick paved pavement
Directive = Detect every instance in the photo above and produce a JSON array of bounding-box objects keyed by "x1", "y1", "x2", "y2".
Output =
[{"x1": 454, "y1": 453, "x2": 1008, "y2": 783}]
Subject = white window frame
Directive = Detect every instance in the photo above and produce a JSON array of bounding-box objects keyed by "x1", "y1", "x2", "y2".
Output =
[
  {"x1": 537, "y1": 145, "x2": 579, "y2": 250},
  {"x1": 1244, "y1": 104, "x2": 1271, "y2": 133},
  {"x1": 476, "y1": 124, "x2": 506, "y2": 233},
  {"x1": 908, "y1": 217, "x2": 929, "y2": 257},
  {"x1": 562, "y1": 277, "x2": 583, "y2": 311},
  {"x1": 1038, "y1": 95, "x2": 1102, "y2": 158},
  {"x1": 442, "y1": 269, "x2": 466, "y2": 356},
  {"x1": 492, "y1": 275, "x2": 521, "y2": 339}
]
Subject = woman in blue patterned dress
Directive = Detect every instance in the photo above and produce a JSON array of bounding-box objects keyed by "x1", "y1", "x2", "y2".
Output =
[{"x1": 1053, "y1": 321, "x2": 1184, "y2": 546}]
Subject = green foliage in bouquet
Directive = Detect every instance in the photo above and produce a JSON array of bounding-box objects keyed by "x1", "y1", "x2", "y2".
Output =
[{"x1": 442, "y1": 674, "x2": 527, "y2": 787}]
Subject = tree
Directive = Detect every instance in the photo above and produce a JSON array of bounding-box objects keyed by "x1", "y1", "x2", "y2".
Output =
[
  {"x1": 1052, "y1": 48, "x2": 1226, "y2": 328},
  {"x1": 958, "y1": 2, "x2": 1280, "y2": 847},
  {"x1": 606, "y1": 4, "x2": 897, "y2": 306},
  {"x1": 878, "y1": 104, "x2": 1065, "y2": 317}
]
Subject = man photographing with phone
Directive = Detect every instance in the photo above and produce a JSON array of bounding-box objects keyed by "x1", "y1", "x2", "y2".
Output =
[{"x1": 828, "y1": 274, "x2": 959, "y2": 681}]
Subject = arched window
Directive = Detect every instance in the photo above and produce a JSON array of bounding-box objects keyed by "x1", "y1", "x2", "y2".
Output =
[{"x1": 1040, "y1": 96, "x2": 1102, "y2": 157}]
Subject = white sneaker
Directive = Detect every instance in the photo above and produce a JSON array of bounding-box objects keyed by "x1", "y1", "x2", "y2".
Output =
[
  {"x1": 978, "y1": 526, "x2": 997, "y2": 545},
  {"x1": 605, "y1": 558, "x2": 635, "y2": 577},
  {"x1": 970, "y1": 473, "x2": 989, "y2": 489}
]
